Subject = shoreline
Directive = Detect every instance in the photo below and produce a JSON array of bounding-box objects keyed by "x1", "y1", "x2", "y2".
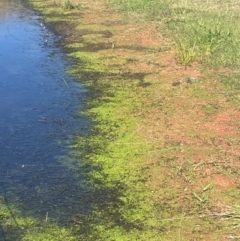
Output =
[{"x1": 22, "y1": 0, "x2": 240, "y2": 240}]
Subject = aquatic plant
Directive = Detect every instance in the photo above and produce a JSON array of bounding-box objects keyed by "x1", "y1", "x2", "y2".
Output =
[{"x1": 0, "y1": 200, "x2": 77, "y2": 241}]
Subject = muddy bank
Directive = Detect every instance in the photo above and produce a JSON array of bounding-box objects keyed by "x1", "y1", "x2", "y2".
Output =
[{"x1": 24, "y1": 0, "x2": 240, "y2": 240}]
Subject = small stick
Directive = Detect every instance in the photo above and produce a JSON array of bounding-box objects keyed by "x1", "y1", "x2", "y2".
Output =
[
  {"x1": 61, "y1": 77, "x2": 69, "y2": 89},
  {"x1": 46, "y1": 212, "x2": 48, "y2": 222}
]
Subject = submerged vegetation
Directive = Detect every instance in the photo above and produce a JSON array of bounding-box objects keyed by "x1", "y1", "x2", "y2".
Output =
[
  {"x1": 3, "y1": 0, "x2": 240, "y2": 239},
  {"x1": 0, "y1": 197, "x2": 77, "y2": 241}
]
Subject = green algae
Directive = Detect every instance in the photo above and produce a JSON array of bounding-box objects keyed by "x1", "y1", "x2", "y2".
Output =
[
  {"x1": 66, "y1": 43, "x2": 85, "y2": 48},
  {"x1": 68, "y1": 51, "x2": 109, "y2": 73},
  {"x1": 70, "y1": 73, "x2": 165, "y2": 240},
  {"x1": 81, "y1": 33, "x2": 106, "y2": 44},
  {"x1": 67, "y1": 50, "x2": 128, "y2": 73},
  {"x1": 26, "y1": 0, "x2": 83, "y2": 23},
  {"x1": 76, "y1": 24, "x2": 113, "y2": 33},
  {"x1": 0, "y1": 201, "x2": 77, "y2": 241}
]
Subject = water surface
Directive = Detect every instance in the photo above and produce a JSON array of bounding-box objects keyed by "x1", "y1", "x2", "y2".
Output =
[{"x1": 0, "y1": 0, "x2": 88, "y2": 225}]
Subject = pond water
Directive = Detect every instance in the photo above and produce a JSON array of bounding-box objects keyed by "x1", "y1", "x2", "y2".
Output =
[{"x1": 0, "y1": 0, "x2": 89, "y2": 226}]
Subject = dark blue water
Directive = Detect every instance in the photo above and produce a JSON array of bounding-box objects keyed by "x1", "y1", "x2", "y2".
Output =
[{"x1": 0, "y1": 0, "x2": 88, "y2": 224}]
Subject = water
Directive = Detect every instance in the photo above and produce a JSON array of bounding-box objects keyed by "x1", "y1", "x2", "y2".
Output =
[{"x1": 0, "y1": 0, "x2": 88, "y2": 225}]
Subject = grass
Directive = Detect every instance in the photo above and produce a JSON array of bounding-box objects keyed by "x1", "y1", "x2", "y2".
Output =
[{"x1": 108, "y1": 0, "x2": 240, "y2": 69}]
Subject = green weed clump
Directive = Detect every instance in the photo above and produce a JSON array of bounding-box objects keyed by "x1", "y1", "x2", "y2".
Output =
[{"x1": 169, "y1": 15, "x2": 238, "y2": 67}]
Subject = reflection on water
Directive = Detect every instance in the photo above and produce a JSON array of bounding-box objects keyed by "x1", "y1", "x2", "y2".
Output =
[{"x1": 0, "y1": 0, "x2": 89, "y2": 225}]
